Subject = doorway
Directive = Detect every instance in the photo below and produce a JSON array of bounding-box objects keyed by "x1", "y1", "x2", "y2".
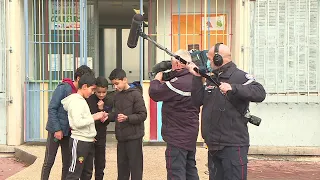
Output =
[
  {"x1": 97, "y1": 0, "x2": 150, "y2": 132},
  {"x1": 99, "y1": 27, "x2": 148, "y2": 82},
  {"x1": 99, "y1": 26, "x2": 149, "y2": 132}
]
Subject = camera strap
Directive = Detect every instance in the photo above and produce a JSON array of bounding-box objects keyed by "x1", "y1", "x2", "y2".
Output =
[
  {"x1": 210, "y1": 71, "x2": 249, "y2": 118},
  {"x1": 225, "y1": 94, "x2": 248, "y2": 117},
  {"x1": 228, "y1": 70, "x2": 252, "y2": 117}
]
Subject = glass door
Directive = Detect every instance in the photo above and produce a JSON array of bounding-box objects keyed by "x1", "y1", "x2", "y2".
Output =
[
  {"x1": 102, "y1": 28, "x2": 117, "y2": 80},
  {"x1": 121, "y1": 29, "x2": 140, "y2": 83}
]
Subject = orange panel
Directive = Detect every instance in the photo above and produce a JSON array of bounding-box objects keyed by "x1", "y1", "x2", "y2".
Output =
[{"x1": 172, "y1": 14, "x2": 228, "y2": 52}]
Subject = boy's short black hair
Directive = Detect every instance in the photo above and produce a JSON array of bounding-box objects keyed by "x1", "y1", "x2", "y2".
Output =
[
  {"x1": 96, "y1": 76, "x2": 109, "y2": 88},
  {"x1": 109, "y1": 68, "x2": 127, "y2": 81},
  {"x1": 74, "y1": 65, "x2": 95, "y2": 80},
  {"x1": 78, "y1": 73, "x2": 96, "y2": 89}
]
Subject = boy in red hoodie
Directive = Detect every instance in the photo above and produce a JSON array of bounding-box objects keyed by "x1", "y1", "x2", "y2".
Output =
[{"x1": 41, "y1": 65, "x2": 94, "y2": 180}]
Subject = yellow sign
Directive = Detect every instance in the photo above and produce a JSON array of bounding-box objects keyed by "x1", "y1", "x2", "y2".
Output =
[{"x1": 50, "y1": 1, "x2": 80, "y2": 30}]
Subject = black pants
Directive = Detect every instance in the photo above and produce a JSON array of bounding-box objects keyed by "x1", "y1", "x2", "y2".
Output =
[
  {"x1": 117, "y1": 138, "x2": 143, "y2": 180},
  {"x1": 94, "y1": 140, "x2": 106, "y2": 180},
  {"x1": 66, "y1": 138, "x2": 95, "y2": 180},
  {"x1": 41, "y1": 132, "x2": 70, "y2": 180},
  {"x1": 165, "y1": 144, "x2": 199, "y2": 180},
  {"x1": 208, "y1": 146, "x2": 249, "y2": 180}
]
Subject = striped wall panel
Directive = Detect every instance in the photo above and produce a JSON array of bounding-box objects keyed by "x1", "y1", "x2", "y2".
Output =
[
  {"x1": 26, "y1": 83, "x2": 41, "y2": 141},
  {"x1": 26, "y1": 82, "x2": 58, "y2": 141},
  {"x1": 39, "y1": 83, "x2": 49, "y2": 139},
  {"x1": 156, "y1": 102, "x2": 163, "y2": 141}
]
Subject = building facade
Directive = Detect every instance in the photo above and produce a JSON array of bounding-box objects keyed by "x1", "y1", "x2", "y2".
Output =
[
  {"x1": 1, "y1": 0, "x2": 320, "y2": 155},
  {"x1": 0, "y1": 0, "x2": 7, "y2": 145}
]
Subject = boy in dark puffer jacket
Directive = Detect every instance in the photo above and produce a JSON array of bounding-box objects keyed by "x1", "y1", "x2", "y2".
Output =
[{"x1": 109, "y1": 68, "x2": 147, "y2": 180}]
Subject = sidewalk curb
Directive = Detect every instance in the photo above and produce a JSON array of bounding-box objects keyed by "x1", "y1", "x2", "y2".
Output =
[
  {"x1": 248, "y1": 146, "x2": 320, "y2": 156},
  {"x1": 14, "y1": 147, "x2": 37, "y2": 166},
  {"x1": 0, "y1": 145, "x2": 15, "y2": 153}
]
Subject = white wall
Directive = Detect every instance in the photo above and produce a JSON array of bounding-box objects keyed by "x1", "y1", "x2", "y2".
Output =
[
  {"x1": 245, "y1": 0, "x2": 320, "y2": 152},
  {"x1": 0, "y1": 0, "x2": 8, "y2": 145},
  {"x1": 249, "y1": 103, "x2": 320, "y2": 147},
  {"x1": 6, "y1": 0, "x2": 25, "y2": 145}
]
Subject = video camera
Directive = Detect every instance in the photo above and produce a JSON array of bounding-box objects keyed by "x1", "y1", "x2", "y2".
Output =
[
  {"x1": 244, "y1": 111, "x2": 262, "y2": 126},
  {"x1": 148, "y1": 60, "x2": 173, "y2": 81},
  {"x1": 148, "y1": 49, "x2": 211, "y2": 81},
  {"x1": 189, "y1": 49, "x2": 213, "y2": 73}
]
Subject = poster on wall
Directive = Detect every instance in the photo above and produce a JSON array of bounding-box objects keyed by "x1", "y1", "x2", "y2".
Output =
[
  {"x1": 201, "y1": 15, "x2": 226, "y2": 31},
  {"x1": 76, "y1": 57, "x2": 93, "y2": 69},
  {"x1": 50, "y1": 1, "x2": 80, "y2": 30},
  {"x1": 48, "y1": 54, "x2": 60, "y2": 71},
  {"x1": 62, "y1": 54, "x2": 74, "y2": 71}
]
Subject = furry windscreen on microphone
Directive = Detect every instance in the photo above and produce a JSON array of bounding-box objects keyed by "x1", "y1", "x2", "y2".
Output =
[{"x1": 127, "y1": 14, "x2": 144, "y2": 49}]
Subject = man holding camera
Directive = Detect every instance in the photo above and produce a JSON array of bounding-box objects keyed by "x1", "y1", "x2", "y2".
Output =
[
  {"x1": 149, "y1": 49, "x2": 200, "y2": 180},
  {"x1": 187, "y1": 43, "x2": 266, "y2": 180}
]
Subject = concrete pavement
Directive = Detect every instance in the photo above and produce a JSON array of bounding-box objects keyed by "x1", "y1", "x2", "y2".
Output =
[
  {"x1": 8, "y1": 144, "x2": 210, "y2": 180},
  {"x1": 7, "y1": 144, "x2": 320, "y2": 180}
]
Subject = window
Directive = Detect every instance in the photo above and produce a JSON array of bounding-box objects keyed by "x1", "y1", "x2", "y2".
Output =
[
  {"x1": 27, "y1": 0, "x2": 94, "y2": 82},
  {"x1": 250, "y1": 0, "x2": 320, "y2": 101}
]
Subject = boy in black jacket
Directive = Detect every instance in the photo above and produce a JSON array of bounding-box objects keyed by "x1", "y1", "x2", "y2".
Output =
[
  {"x1": 86, "y1": 76, "x2": 115, "y2": 180},
  {"x1": 109, "y1": 69, "x2": 147, "y2": 180}
]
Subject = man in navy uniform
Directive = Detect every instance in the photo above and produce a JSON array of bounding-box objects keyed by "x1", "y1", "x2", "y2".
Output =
[
  {"x1": 149, "y1": 49, "x2": 200, "y2": 180},
  {"x1": 187, "y1": 43, "x2": 266, "y2": 180}
]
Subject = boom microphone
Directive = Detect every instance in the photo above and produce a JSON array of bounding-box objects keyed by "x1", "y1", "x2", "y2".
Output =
[
  {"x1": 127, "y1": 14, "x2": 144, "y2": 48},
  {"x1": 126, "y1": 14, "x2": 221, "y2": 86}
]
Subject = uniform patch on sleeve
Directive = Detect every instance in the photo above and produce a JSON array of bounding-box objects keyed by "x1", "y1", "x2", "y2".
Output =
[
  {"x1": 243, "y1": 74, "x2": 256, "y2": 85},
  {"x1": 170, "y1": 77, "x2": 178, "y2": 82},
  {"x1": 245, "y1": 74, "x2": 255, "y2": 80}
]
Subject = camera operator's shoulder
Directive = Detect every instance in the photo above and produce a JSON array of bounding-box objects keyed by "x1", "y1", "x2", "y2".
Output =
[{"x1": 174, "y1": 73, "x2": 193, "y2": 85}]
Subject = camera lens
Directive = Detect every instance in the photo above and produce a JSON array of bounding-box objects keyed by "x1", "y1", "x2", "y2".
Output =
[{"x1": 248, "y1": 115, "x2": 261, "y2": 126}]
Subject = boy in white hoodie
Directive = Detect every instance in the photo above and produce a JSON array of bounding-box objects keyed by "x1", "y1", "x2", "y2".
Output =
[{"x1": 61, "y1": 73, "x2": 108, "y2": 180}]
